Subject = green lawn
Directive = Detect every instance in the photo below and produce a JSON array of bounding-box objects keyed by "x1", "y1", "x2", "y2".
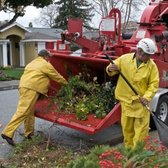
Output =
[{"x1": 0, "y1": 67, "x2": 24, "y2": 81}]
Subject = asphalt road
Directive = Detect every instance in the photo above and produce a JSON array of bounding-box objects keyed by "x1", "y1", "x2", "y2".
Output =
[{"x1": 0, "y1": 89, "x2": 123, "y2": 160}]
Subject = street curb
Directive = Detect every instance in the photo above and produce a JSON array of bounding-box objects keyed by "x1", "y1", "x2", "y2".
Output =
[
  {"x1": 0, "y1": 80, "x2": 19, "y2": 91},
  {"x1": 0, "y1": 85, "x2": 18, "y2": 91}
]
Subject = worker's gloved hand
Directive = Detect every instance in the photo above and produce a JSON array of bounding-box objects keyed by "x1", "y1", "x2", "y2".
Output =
[
  {"x1": 139, "y1": 97, "x2": 149, "y2": 106},
  {"x1": 108, "y1": 64, "x2": 119, "y2": 72}
]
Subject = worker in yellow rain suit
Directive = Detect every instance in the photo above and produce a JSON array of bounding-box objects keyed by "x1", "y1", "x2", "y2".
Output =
[
  {"x1": 106, "y1": 38, "x2": 159, "y2": 149},
  {"x1": 1, "y1": 49, "x2": 67, "y2": 146}
]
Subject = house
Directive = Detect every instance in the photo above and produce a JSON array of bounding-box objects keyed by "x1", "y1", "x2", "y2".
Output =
[
  {"x1": 0, "y1": 21, "x2": 62, "y2": 67},
  {"x1": 0, "y1": 21, "x2": 30, "y2": 67},
  {"x1": 21, "y1": 27, "x2": 62, "y2": 67}
]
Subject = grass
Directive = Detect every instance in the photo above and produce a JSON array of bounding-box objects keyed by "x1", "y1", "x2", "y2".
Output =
[
  {"x1": 0, "y1": 134, "x2": 82, "y2": 168},
  {"x1": 0, "y1": 67, "x2": 24, "y2": 80}
]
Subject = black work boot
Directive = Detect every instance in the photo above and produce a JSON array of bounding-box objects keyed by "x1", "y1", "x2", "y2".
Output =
[
  {"x1": 25, "y1": 133, "x2": 34, "y2": 140},
  {"x1": 1, "y1": 134, "x2": 15, "y2": 146}
]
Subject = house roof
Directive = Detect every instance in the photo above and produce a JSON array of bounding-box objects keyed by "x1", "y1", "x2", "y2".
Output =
[
  {"x1": 0, "y1": 21, "x2": 30, "y2": 32},
  {"x1": 24, "y1": 32, "x2": 56, "y2": 40},
  {"x1": 27, "y1": 27, "x2": 62, "y2": 37},
  {"x1": 23, "y1": 27, "x2": 62, "y2": 41}
]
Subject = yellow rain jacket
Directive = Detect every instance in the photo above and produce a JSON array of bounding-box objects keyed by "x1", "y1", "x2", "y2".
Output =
[
  {"x1": 106, "y1": 53, "x2": 159, "y2": 118},
  {"x1": 19, "y1": 56, "x2": 67, "y2": 95}
]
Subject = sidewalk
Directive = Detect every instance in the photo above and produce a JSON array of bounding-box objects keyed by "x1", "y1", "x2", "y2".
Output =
[{"x1": 0, "y1": 80, "x2": 19, "y2": 91}]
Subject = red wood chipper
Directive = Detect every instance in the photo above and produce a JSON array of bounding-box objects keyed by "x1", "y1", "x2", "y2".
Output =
[{"x1": 35, "y1": 0, "x2": 168, "y2": 134}]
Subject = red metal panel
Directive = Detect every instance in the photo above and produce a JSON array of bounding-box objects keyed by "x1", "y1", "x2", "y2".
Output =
[
  {"x1": 154, "y1": 59, "x2": 168, "y2": 88},
  {"x1": 46, "y1": 42, "x2": 54, "y2": 50},
  {"x1": 35, "y1": 98, "x2": 121, "y2": 134},
  {"x1": 47, "y1": 54, "x2": 111, "y2": 96},
  {"x1": 68, "y1": 18, "x2": 83, "y2": 36}
]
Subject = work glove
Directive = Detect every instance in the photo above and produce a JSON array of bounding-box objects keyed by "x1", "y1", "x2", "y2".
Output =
[
  {"x1": 108, "y1": 64, "x2": 119, "y2": 72},
  {"x1": 139, "y1": 97, "x2": 149, "y2": 106}
]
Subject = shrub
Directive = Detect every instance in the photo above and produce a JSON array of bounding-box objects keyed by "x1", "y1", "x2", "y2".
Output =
[
  {"x1": 0, "y1": 67, "x2": 23, "y2": 81},
  {"x1": 0, "y1": 70, "x2": 11, "y2": 81},
  {"x1": 67, "y1": 136, "x2": 168, "y2": 168}
]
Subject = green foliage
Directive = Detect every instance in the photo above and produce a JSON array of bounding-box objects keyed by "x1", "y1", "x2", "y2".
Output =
[
  {"x1": 53, "y1": 0, "x2": 94, "y2": 30},
  {"x1": 14, "y1": 134, "x2": 43, "y2": 154},
  {"x1": 5, "y1": 0, "x2": 53, "y2": 8},
  {"x1": 67, "y1": 137, "x2": 168, "y2": 168},
  {"x1": 75, "y1": 101, "x2": 89, "y2": 120},
  {"x1": 0, "y1": 67, "x2": 23, "y2": 81},
  {"x1": 0, "y1": 70, "x2": 10, "y2": 81},
  {"x1": 66, "y1": 145, "x2": 107, "y2": 168},
  {"x1": 53, "y1": 75, "x2": 117, "y2": 120}
]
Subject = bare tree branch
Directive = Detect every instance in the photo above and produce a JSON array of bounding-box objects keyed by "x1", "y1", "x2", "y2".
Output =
[
  {"x1": 34, "y1": 4, "x2": 58, "y2": 28},
  {"x1": 0, "y1": 5, "x2": 25, "y2": 29},
  {"x1": 91, "y1": 0, "x2": 148, "y2": 31}
]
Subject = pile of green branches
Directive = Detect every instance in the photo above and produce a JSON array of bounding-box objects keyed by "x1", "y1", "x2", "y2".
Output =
[{"x1": 53, "y1": 74, "x2": 117, "y2": 120}]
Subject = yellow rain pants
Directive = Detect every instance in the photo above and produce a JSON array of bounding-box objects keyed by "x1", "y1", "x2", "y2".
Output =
[
  {"x1": 121, "y1": 102, "x2": 150, "y2": 148},
  {"x1": 2, "y1": 88, "x2": 40, "y2": 138}
]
